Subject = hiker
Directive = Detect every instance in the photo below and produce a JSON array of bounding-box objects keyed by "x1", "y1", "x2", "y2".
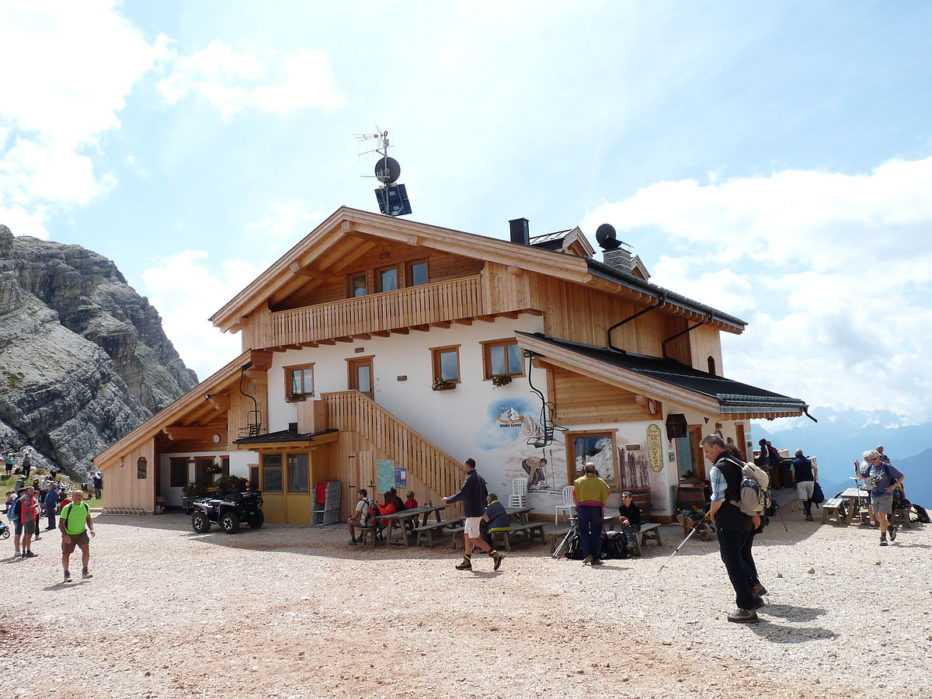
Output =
[
  {"x1": 618, "y1": 491, "x2": 642, "y2": 552},
  {"x1": 858, "y1": 449, "x2": 905, "y2": 546},
  {"x1": 792, "y1": 449, "x2": 818, "y2": 521},
  {"x1": 442, "y1": 458, "x2": 504, "y2": 571},
  {"x1": 18, "y1": 486, "x2": 40, "y2": 558},
  {"x1": 59, "y1": 490, "x2": 95, "y2": 582},
  {"x1": 92, "y1": 471, "x2": 103, "y2": 500},
  {"x1": 701, "y1": 434, "x2": 758, "y2": 623},
  {"x1": 347, "y1": 489, "x2": 371, "y2": 545},
  {"x1": 403, "y1": 491, "x2": 419, "y2": 509},
  {"x1": 7, "y1": 489, "x2": 22, "y2": 557},
  {"x1": 573, "y1": 462, "x2": 610, "y2": 566},
  {"x1": 480, "y1": 492, "x2": 510, "y2": 547},
  {"x1": 4, "y1": 453, "x2": 12, "y2": 478},
  {"x1": 44, "y1": 481, "x2": 59, "y2": 530},
  {"x1": 21, "y1": 452, "x2": 31, "y2": 478}
]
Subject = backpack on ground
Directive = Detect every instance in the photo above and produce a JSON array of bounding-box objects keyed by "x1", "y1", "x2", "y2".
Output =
[
  {"x1": 911, "y1": 503, "x2": 930, "y2": 524},
  {"x1": 564, "y1": 530, "x2": 584, "y2": 560},
  {"x1": 728, "y1": 457, "x2": 770, "y2": 518},
  {"x1": 601, "y1": 530, "x2": 629, "y2": 560}
]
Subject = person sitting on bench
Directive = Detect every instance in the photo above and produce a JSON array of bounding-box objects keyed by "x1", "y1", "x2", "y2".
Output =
[
  {"x1": 480, "y1": 493, "x2": 510, "y2": 547},
  {"x1": 618, "y1": 491, "x2": 642, "y2": 550}
]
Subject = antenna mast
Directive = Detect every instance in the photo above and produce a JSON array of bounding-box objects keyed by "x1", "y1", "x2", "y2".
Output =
[{"x1": 356, "y1": 128, "x2": 412, "y2": 217}]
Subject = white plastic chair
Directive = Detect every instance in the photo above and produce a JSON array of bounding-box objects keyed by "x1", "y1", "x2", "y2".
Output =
[
  {"x1": 554, "y1": 485, "x2": 575, "y2": 524},
  {"x1": 508, "y1": 478, "x2": 527, "y2": 508}
]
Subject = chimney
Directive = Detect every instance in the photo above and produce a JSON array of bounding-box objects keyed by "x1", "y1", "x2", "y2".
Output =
[
  {"x1": 508, "y1": 218, "x2": 529, "y2": 245},
  {"x1": 602, "y1": 247, "x2": 633, "y2": 272}
]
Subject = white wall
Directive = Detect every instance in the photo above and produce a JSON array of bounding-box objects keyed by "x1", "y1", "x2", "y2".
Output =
[{"x1": 159, "y1": 449, "x2": 257, "y2": 506}]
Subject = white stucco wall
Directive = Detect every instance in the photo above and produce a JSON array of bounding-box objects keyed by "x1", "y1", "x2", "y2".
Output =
[{"x1": 159, "y1": 449, "x2": 257, "y2": 506}]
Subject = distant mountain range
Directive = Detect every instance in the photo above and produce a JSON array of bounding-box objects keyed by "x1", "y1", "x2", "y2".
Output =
[{"x1": 754, "y1": 408, "x2": 932, "y2": 507}]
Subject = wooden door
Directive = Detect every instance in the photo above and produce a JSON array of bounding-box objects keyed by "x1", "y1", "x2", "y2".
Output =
[
  {"x1": 348, "y1": 357, "x2": 374, "y2": 400},
  {"x1": 736, "y1": 424, "x2": 748, "y2": 461},
  {"x1": 688, "y1": 426, "x2": 705, "y2": 480}
]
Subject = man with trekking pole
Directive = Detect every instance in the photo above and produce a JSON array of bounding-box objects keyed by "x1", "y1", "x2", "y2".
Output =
[{"x1": 701, "y1": 435, "x2": 758, "y2": 623}]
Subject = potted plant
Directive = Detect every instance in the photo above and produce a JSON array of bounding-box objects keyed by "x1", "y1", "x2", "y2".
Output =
[
  {"x1": 431, "y1": 377, "x2": 455, "y2": 391},
  {"x1": 287, "y1": 391, "x2": 305, "y2": 402},
  {"x1": 490, "y1": 374, "x2": 512, "y2": 388}
]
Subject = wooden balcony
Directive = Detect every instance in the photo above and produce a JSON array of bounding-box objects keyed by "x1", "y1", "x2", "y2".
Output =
[{"x1": 269, "y1": 275, "x2": 483, "y2": 347}]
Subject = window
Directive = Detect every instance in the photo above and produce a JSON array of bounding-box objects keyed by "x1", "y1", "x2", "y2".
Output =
[
  {"x1": 408, "y1": 260, "x2": 428, "y2": 286},
  {"x1": 136, "y1": 457, "x2": 147, "y2": 479},
  {"x1": 285, "y1": 363, "x2": 315, "y2": 401},
  {"x1": 249, "y1": 466, "x2": 259, "y2": 491},
  {"x1": 707, "y1": 356, "x2": 716, "y2": 375},
  {"x1": 170, "y1": 458, "x2": 187, "y2": 487},
  {"x1": 349, "y1": 273, "x2": 368, "y2": 298},
  {"x1": 378, "y1": 266, "x2": 399, "y2": 292},
  {"x1": 481, "y1": 339, "x2": 524, "y2": 379},
  {"x1": 287, "y1": 453, "x2": 309, "y2": 493},
  {"x1": 430, "y1": 345, "x2": 460, "y2": 383},
  {"x1": 263, "y1": 454, "x2": 283, "y2": 492},
  {"x1": 565, "y1": 430, "x2": 618, "y2": 490}
]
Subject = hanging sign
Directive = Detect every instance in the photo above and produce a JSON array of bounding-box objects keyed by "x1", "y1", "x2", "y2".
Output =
[{"x1": 647, "y1": 425, "x2": 664, "y2": 472}]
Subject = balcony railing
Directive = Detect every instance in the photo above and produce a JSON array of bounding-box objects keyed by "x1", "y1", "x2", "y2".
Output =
[{"x1": 271, "y1": 275, "x2": 483, "y2": 346}]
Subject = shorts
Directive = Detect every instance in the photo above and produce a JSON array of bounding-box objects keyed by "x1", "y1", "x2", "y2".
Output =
[
  {"x1": 870, "y1": 494, "x2": 893, "y2": 515},
  {"x1": 464, "y1": 517, "x2": 483, "y2": 539},
  {"x1": 14, "y1": 520, "x2": 23, "y2": 536},
  {"x1": 23, "y1": 520, "x2": 37, "y2": 536},
  {"x1": 796, "y1": 480, "x2": 815, "y2": 502},
  {"x1": 61, "y1": 531, "x2": 90, "y2": 554}
]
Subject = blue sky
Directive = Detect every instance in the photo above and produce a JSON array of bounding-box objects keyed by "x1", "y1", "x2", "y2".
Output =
[{"x1": 2, "y1": 1, "x2": 931, "y2": 424}]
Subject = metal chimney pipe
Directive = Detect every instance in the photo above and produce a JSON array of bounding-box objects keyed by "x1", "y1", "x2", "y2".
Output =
[{"x1": 508, "y1": 218, "x2": 529, "y2": 245}]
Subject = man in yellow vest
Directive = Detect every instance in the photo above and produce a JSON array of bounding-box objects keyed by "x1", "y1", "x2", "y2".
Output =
[
  {"x1": 573, "y1": 462, "x2": 610, "y2": 565},
  {"x1": 59, "y1": 490, "x2": 95, "y2": 583}
]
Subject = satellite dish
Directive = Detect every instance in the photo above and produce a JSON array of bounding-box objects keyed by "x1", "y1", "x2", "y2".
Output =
[
  {"x1": 374, "y1": 157, "x2": 401, "y2": 184},
  {"x1": 595, "y1": 223, "x2": 622, "y2": 250}
]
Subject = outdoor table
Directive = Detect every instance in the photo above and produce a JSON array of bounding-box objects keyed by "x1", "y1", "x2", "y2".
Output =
[
  {"x1": 506, "y1": 506, "x2": 533, "y2": 524},
  {"x1": 378, "y1": 504, "x2": 446, "y2": 546},
  {"x1": 839, "y1": 486, "x2": 871, "y2": 525}
]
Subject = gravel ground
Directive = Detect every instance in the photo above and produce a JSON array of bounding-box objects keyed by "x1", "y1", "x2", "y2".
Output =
[{"x1": 1, "y1": 499, "x2": 930, "y2": 698}]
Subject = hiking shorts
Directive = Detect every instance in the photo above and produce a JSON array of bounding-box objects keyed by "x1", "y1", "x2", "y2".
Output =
[
  {"x1": 61, "y1": 531, "x2": 90, "y2": 554},
  {"x1": 870, "y1": 494, "x2": 893, "y2": 515},
  {"x1": 464, "y1": 517, "x2": 482, "y2": 539},
  {"x1": 23, "y1": 520, "x2": 37, "y2": 536},
  {"x1": 13, "y1": 520, "x2": 23, "y2": 536},
  {"x1": 796, "y1": 480, "x2": 815, "y2": 502}
]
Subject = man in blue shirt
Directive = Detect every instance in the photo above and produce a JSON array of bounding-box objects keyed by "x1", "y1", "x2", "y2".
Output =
[
  {"x1": 44, "y1": 482, "x2": 59, "y2": 530},
  {"x1": 443, "y1": 458, "x2": 504, "y2": 571},
  {"x1": 791, "y1": 450, "x2": 818, "y2": 521},
  {"x1": 859, "y1": 449, "x2": 905, "y2": 546}
]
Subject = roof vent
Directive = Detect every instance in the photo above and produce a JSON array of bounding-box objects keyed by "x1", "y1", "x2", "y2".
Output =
[{"x1": 509, "y1": 218, "x2": 529, "y2": 245}]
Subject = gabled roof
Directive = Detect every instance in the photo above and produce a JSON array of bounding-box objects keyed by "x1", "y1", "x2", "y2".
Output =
[
  {"x1": 516, "y1": 332, "x2": 807, "y2": 419},
  {"x1": 529, "y1": 227, "x2": 595, "y2": 257},
  {"x1": 209, "y1": 206, "x2": 746, "y2": 335}
]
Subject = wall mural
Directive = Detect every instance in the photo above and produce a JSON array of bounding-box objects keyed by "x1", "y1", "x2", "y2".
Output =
[{"x1": 476, "y1": 397, "x2": 566, "y2": 495}]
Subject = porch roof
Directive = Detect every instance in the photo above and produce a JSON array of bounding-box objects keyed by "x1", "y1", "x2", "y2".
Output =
[{"x1": 515, "y1": 332, "x2": 809, "y2": 420}]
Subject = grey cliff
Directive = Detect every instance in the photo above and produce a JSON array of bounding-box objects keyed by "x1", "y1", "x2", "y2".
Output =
[{"x1": 0, "y1": 224, "x2": 198, "y2": 478}]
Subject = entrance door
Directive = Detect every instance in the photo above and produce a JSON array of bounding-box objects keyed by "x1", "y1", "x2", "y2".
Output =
[
  {"x1": 675, "y1": 427, "x2": 706, "y2": 481},
  {"x1": 348, "y1": 357, "x2": 374, "y2": 399},
  {"x1": 736, "y1": 424, "x2": 748, "y2": 461}
]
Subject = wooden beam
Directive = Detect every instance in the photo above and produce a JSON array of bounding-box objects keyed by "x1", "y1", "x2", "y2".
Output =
[
  {"x1": 330, "y1": 240, "x2": 376, "y2": 273},
  {"x1": 391, "y1": 327, "x2": 410, "y2": 335},
  {"x1": 430, "y1": 321, "x2": 451, "y2": 329},
  {"x1": 476, "y1": 315, "x2": 496, "y2": 323},
  {"x1": 372, "y1": 330, "x2": 390, "y2": 337},
  {"x1": 500, "y1": 311, "x2": 519, "y2": 319},
  {"x1": 288, "y1": 262, "x2": 320, "y2": 278},
  {"x1": 318, "y1": 338, "x2": 336, "y2": 345},
  {"x1": 205, "y1": 393, "x2": 231, "y2": 412},
  {"x1": 353, "y1": 333, "x2": 372, "y2": 340},
  {"x1": 335, "y1": 336, "x2": 353, "y2": 343},
  {"x1": 411, "y1": 325, "x2": 429, "y2": 332},
  {"x1": 162, "y1": 426, "x2": 215, "y2": 441},
  {"x1": 453, "y1": 318, "x2": 473, "y2": 326}
]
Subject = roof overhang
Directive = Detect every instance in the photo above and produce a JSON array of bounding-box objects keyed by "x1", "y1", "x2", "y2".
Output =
[
  {"x1": 516, "y1": 332, "x2": 807, "y2": 420},
  {"x1": 233, "y1": 428, "x2": 339, "y2": 452}
]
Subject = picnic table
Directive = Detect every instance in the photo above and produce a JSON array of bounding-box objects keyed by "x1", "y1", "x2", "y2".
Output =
[
  {"x1": 839, "y1": 486, "x2": 871, "y2": 525},
  {"x1": 378, "y1": 504, "x2": 447, "y2": 546}
]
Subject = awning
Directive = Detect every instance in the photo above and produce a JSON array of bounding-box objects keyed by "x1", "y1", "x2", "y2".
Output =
[{"x1": 515, "y1": 332, "x2": 808, "y2": 420}]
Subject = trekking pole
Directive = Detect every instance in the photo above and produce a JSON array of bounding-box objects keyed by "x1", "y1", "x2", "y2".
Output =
[
  {"x1": 775, "y1": 499, "x2": 789, "y2": 532},
  {"x1": 551, "y1": 517, "x2": 577, "y2": 559},
  {"x1": 658, "y1": 509, "x2": 710, "y2": 572}
]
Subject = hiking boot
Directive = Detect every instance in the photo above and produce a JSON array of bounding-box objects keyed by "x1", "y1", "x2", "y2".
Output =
[
  {"x1": 63, "y1": 570, "x2": 72, "y2": 583},
  {"x1": 81, "y1": 570, "x2": 93, "y2": 580},
  {"x1": 24, "y1": 551, "x2": 37, "y2": 558},
  {"x1": 582, "y1": 555, "x2": 593, "y2": 565},
  {"x1": 751, "y1": 583, "x2": 768, "y2": 596},
  {"x1": 13, "y1": 551, "x2": 22, "y2": 558},
  {"x1": 491, "y1": 551, "x2": 505, "y2": 571},
  {"x1": 804, "y1": 513, "x2": 813, "y2": 521},
  {"x1": 727, "y1": 608, "x2": 759, "y2": 623},
  {"x1": 455, "y1": 558, "x2": 472, "y2": 570},
  {"x1": 347, "y1": 538, "x2": 358, "y2": 545},
  {"x1": 590, "y1": 558, "x2": 604, "y2": 566},
  {"x1": 889, "y1": 525, "x2": 897, "y2": 541},
  {"x1": 879, "y1": 535, "x2": 888, "y2": 546},
  {"x1": 751, "y1": 596, "x2": 765, "y2": 610}
]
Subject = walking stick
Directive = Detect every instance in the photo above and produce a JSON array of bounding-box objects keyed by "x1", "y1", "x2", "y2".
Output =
[
  {"x1": 658, "y1": 509, "x2": 710, "y2": 572},
  {"x1": 551, "y1": 517, "x2": 578, "y2": 559}
]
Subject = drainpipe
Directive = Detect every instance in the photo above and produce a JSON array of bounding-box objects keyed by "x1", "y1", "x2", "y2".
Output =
[
  {"x1": 661, "y1": 314, "x2": 711, "y2": 360},
  {"x1": 607, "y1": 294, "x2": 666, "y2": 352}
]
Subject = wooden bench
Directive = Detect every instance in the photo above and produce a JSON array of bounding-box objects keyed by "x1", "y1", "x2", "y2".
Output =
[
  {"x1": 412, "y1": 518, "x2": 462, "y2": 547},
  {"x1": 820, "y1": 497, "x2": 847, "y2": 525},
  {"x1": 638, "y1": 522, "x2": 662, "y2": 549},
  {"x1": 355, "y1": 525, "x2": 379, "y2": 546},
  {"x1": 490, "y1": 522, "x2": 546, "y2": 551}
]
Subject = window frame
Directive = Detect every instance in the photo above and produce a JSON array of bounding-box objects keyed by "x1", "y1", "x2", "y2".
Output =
[
  {"x1": 407, "y1": 259, "x2": 429, "y2": 287},
  {"x1": 564, "y1": 429, "x2": 619, "y2": 491},
  {"x1": 430, "y1": 344, "x2": 461, "y2": 384},
  {"x1": 284, "y1": 362, "x2": 315, "y2": 402},
  {"x1": 348, "y1": 272, "x2": 369, "y2": 298},
  {"x1": 376, "y1": 264, "x2": 400, "y2": 293},
  {"x1": 262, "y1": 453, "x2": 283, "y2": 493},
  {"x1": 480, "y1": 338, "x2": 525, "y2": 380},
  {"x1": 169, "y1": 458, "x2": 187, "y2": 488}
]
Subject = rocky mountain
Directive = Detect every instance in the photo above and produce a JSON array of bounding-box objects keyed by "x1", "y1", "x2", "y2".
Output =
[{"x1": 0, "y1": 224, "x2": 198, "y2": 478}]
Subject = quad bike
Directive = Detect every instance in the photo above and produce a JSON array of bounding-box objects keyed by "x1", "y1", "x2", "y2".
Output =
[{"x1": 190, "y1": 491, "x2": 264, "y2": 534}]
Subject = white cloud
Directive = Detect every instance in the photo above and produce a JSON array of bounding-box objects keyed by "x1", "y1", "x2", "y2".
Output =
[
  {"x1": 584, "y1": 157, "x2": 932, "y2": 424},
  {"x1": 140, "y1": 250, "x2": 260, "y2": 381},
  {"x1": 0, "y1": 1, "x2": 169, "y2": 236},
  {"x1": 157, "y1": 41, "x2": 345, "y2": 117},
  {"x1": 244, "y1": 201, "x2": 321, "y2": 244}
]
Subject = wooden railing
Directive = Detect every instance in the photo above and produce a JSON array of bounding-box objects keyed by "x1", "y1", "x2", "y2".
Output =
[
  {"x1": 271, "y1": 275, "x2": 483, "y2": 346},
  {"x1": 322, "y1": 391, "x2": 462, "y2": 503}
]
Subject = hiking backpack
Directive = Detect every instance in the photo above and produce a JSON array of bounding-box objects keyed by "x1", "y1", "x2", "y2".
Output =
[
  {"x1": 729, "y1": 458, "x2": 771, "y2": 518},
  {"x1": 359, "y1": 499, "x2": 376, "y2": 527},
  {"x1": 911, "y1": 503, "x2": 930, "y2": 524}
]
